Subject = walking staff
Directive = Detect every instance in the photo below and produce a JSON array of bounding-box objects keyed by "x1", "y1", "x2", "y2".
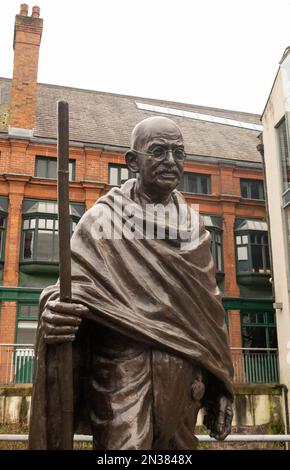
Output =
[{"x1": 56, "y1": 101, "x2": 74, "y2": 449}]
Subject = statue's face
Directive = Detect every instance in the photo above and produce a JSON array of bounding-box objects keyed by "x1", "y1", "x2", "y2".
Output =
[{"x1": 136, "y1": 123, "x2": 184, "y2": 195}]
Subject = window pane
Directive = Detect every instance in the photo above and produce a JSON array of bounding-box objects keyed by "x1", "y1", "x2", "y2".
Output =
[
  {"x1": 242, "y1": 235, "x2": 248, "y2": 244},
  {"x1": 236, "y1": 235, "x2": 241, "y2": 245},
  {"x1": 251, "y1": 244, "x2": 263, "y2": 272},
  {"x1": 200, "y1": 175, "x2": 210, "y2": 194},
  {"x1": 250, "y1": 233, "x2": 256, "y2": 243},
  {"x1": 265, "y1": 245, "x2": 270, "y2": 270},
  {"x1": 187, "y1": 174, "x2": 198, "y2": 193},
  {"x1": 23, "y1": 219, "x2": 29, "y2": 230},
  {"x1": 257, "y1": 313, "x2": 265, "y2": 324},
  {"x1": 47, "y1": 160, "x2": 57, "y2": 179},
  {"x1": 17, "y1": 321, "x2": 38, "y2": 344},
  {"x1": 36, "y1": 159, "x2": 47, "y2": 177},
  {"x1": 250, "y1": 313, "x2": 257, "y2": 323},
  {"x1": 30, "y1": 306, "x2": 39, "y2": 318},
  {"x1": 36, "y1": 230, "x2": 53, "y2": 261},
  {"x1": 251, "y1": 181, "x2": 261, "y2": 199},
  {"x1": 268, "y1": 328, "x2": 278, "y2": 348},
  {"x1": 46, "y1": 219, "x2": 54, "y2": 229},
  {"x1": 38, "y1": 219, "x2": 46, "y2": 229},
  {"x1": 69, "y1": 161, "x2": 75, "y2": 181},
  {"x1": 23, "y1": 231, "x2": 34, "y2": 259},
  {"x1": 19, "y1": 305, "x2": 29, "y2": 318},
  {"x1": 109, "y1": 167, "x2": 119, "y2": 185},
  {"x1": 120, "y1": 168, "x2": 129, "y2": 183},
  {"x1": 53, "y1": 231, "x2": 59, "y2": 261},
  {"x1": 217, "y1": 244, "x2": 222, "y2": 271},
  {"x1": 241, "y1": 181, "x2": 248, "y2": 198},
  {"x1": 238, "y1": 246, "x2": 248, "y2": 260},
  {"x1": 242, "y1": 313, "x2": 251, "y2": 324},
  {"x1": 242, "y1": 326, "x2": 267, "y2": 348}
]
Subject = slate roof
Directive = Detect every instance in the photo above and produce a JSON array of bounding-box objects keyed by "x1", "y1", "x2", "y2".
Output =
[{"x1": 0, "y1": 77, "x2": 262, "y2": 163}]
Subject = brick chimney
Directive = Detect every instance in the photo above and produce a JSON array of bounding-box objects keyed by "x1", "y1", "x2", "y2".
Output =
[{"x1": 9, "y1": 4, "x2": 43, "y2": 137}]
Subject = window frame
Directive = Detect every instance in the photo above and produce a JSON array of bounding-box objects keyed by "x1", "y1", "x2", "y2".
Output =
[
  {"x1": 241, "y1": 311, "x2": 277, "y2": 349},
  {"x1": 108, "y1": 164, "x2": 130, "y2": 186},
  {"x1": 21, "y1": 213, "x2": 79, "y2": 264},
  {"x1": 179, "y1": 172, "x2": 211, "y2": 195},
  {"x1": 16, "y1": 303, "x2": 39, "y2": 345},
  {"x1": 240, "y1": 178, "x2": 264, "y2": 200},
  {"x1": 35, "y1": 156, "x2": 76, "y2": 181},
  {"x1": 20, "y1": 201, "x2": 83, "y2": 264},
  {"x1": 235, "y1": 230, "x2": 270, "y2": 274},
  {"x1": 208, "y1": 228, "x2": 224, "y2": 274}
]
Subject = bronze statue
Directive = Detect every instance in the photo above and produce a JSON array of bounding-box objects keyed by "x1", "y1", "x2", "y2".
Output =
[{"x1": 29, "y1": 116, "x2": 234, "y2": 450}]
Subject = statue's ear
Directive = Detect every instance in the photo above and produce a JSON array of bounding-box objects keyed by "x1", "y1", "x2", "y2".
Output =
[{"x1": 125, "y1": 150, "x2": 139, "y2": 173}]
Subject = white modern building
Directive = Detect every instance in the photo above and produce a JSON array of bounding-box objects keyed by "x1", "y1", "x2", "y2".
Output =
[{"x1": 262, "y1": 47, "x2": 290, "y2": 430}]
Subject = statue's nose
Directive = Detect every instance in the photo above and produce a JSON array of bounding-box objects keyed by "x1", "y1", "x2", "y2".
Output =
[{"x1": 166, "y1": 149, "x2": 175, "y2": 164}]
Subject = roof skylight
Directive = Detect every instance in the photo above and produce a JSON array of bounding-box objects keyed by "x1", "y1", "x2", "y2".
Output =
[{"x1": 135, "y1": 102, "x2": 262, "y2": 132}]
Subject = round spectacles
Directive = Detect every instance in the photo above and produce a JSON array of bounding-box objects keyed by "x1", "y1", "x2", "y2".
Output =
[{"x1": 133, "y1": 146, "x2": 186, "y2": 161}]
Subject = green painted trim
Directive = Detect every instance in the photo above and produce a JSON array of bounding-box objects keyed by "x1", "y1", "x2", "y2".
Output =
[
  {"x1": 19, "y1": 263, "x2": 59, "y2": 274},
  {"x1": 0, "y1": 289, "x2": 273, "y2": 310},
  {"x1": 0, "y1": 287, "x2": 41, "y2": 302},
  {"x1": 222, "y1": 297, "x2": 274, "y2": 312}
]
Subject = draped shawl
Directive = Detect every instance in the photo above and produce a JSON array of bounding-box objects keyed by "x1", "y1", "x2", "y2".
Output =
[{"x1": 29, "y1": 179, "x2": 234, "y2": 449}]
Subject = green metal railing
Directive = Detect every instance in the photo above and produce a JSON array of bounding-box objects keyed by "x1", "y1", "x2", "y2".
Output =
[
  {"x1": 0, "y1": 345, "x2": 280, "y2": 385},
  {"x1": 231, "y1": 348, "x2": 279, "y2": 384},
  {"x1": 0, "y1": 344, "x2": 34, "y2": 385}
]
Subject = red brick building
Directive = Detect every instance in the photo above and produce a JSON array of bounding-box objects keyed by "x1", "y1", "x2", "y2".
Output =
[{"x1": 0, "y1": 6, "x2": 276, "y2": 384}]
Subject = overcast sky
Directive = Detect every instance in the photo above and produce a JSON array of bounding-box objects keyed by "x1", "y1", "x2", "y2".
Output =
[{"x1": 1, "y1": 0, "x2": 290, "y2": 115}]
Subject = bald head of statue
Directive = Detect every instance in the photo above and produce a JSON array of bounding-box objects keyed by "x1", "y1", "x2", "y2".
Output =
[{"x1": 125, "y1": 117, "x2": 185, "y2": 203}]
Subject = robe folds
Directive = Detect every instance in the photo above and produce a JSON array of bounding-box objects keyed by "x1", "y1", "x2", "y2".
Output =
[{"x1": 29, "y1": 179, "x2": 234, "y2": 449}]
